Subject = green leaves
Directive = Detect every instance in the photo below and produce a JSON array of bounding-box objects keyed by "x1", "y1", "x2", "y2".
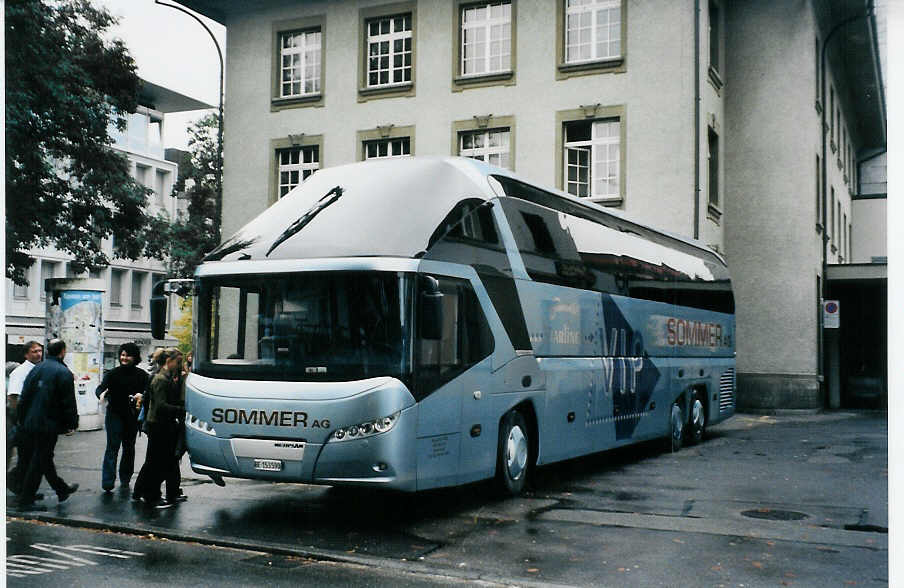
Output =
[
  {"x1": 5, "y1": 0, "x2": 157, "y2": 285},
  {"x1": 167, "y1": 113, "x2": 221, "y2": 278}
]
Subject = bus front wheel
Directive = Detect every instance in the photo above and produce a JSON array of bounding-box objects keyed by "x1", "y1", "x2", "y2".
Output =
[{"x1": 496, "y1": 410, "x2": 530, "y2": 496}]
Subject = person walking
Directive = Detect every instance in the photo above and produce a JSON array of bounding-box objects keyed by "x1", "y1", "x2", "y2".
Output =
[
  {"x1": 7, "y1": 341, "x2": 43, "y2": 495},
  {"x1": 95, "y1": 342, "x2": 148, "y2": 493},
  {"x1": 133, "y1": 348, "x2": 185, "y2": 509},
  {"x1": 13, "y1": 339, "x2": 79, "y2": 511}
]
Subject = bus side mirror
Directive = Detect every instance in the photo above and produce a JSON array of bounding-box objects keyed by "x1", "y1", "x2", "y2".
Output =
[
  {"x1": 150, "y1": 280, "x2": 168, "y2": 340},
  {"x1": 419, "y1": 277, "x2": 443, "y2": 341}
]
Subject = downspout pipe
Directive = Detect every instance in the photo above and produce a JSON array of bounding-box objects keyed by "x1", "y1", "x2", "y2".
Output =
[
  {"x1": 693, "y1": 0, "x2": 701, "y2": 240},
  {"x1": 819, "y1": 1, "x2": 875, "y2": 396}
]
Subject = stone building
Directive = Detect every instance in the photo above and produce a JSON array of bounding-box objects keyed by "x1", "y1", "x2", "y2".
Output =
[{"x1": 175, "y1": 0, "x2": 886, "y2": 409}]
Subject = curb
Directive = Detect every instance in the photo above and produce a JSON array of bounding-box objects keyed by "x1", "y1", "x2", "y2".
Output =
[{"x1": 6, "y1": 511, "x2": 572, "y2": 588}]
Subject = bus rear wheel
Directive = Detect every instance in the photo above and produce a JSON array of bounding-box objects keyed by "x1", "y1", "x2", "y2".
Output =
[
  {"x1": 669, "y1": 402, "x2": 684, "y2": 452},
  {"x1": 496, "y1": 410, "x2": 530, "y2": 496},
  {"x1": 688, "y1": 392, "x2": 706, "y2": 445}
]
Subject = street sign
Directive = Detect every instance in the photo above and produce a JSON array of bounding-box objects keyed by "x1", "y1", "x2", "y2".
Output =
[{"x1": 823, "y1": 300, "x2": 840, "y2": 329}]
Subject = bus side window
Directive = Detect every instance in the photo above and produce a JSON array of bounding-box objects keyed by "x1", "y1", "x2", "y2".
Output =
[{"x1": 415, "y1": 277, "x2": 493, "y2": 399}]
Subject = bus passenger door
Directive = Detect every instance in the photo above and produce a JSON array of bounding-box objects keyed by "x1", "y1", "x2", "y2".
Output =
[{"x1": 415, "y1": 276, "x2": 494, "y2": 490}]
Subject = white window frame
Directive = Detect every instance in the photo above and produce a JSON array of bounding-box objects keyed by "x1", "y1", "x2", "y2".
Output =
[
  {"x1": 460, "y1": 2, "x2": 512, "y2": 77},
  {"x1": 364, "y1": 137, "x2": 411, "y2": 160},
  {"x1": 366, "y1": 14, "x2": 412, "y2": 88},
  {"x1": 564, "y1": 118, "x2": 620, "y2": 200},
  {"x1": 565, "y1": 0, "x2": 622, "y2": 64},
  {"x1": 279, "y1": 29, "x2": 322, "y2": 98},
  {"x1": 459, "y1": 128, "x2": 511, "y2": 169},
  {"x1": 278, "y1": 146, "x2": 320, "y2": 198}
]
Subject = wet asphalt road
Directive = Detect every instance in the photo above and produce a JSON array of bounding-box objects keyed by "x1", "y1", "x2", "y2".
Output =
[{"x1": 6, "y1": 411, "x2": 888, "y2": 586}]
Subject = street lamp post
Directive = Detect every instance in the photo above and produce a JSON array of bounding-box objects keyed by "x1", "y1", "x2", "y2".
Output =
[{"x1": 154, "y1": 0, "x2": 224, "y2": 245}]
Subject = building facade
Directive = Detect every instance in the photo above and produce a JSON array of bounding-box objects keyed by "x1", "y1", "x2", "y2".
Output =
[
  {"x1": 178, "y1": 0, "x2": 885, "y2": 409},
  {"x1": 5, "y1": 80, "x2": 211, "y2": 368}
]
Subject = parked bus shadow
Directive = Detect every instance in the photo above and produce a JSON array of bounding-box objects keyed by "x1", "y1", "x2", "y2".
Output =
[{"x1": 200, "y1": 430, "x2": 731, "y2": 558}]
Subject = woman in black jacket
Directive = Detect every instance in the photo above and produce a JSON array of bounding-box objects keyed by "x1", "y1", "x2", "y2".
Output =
[{"x1": 96, "y1": 342, "x2": 148, "y2": 492}]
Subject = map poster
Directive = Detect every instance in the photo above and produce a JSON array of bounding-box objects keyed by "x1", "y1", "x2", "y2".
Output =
[{"x1": 46, "y1": 287, "x2": 104, "y2": 430}]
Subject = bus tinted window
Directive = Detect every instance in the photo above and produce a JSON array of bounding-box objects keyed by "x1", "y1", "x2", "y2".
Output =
[
  {"x1": 415, "y1": 276, "x2": 493, "y2": 399},
  {"x1": 424, "y1": 199, "x2": 510, "y2": 276}
]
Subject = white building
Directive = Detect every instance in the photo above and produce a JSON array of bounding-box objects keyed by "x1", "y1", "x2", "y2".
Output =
[
  {"x1": 177, "y1": 0, "x2": 886, "y2": 409},
  {"x1": 5, "y1": 80, "x2": 211, "y2": 368}
]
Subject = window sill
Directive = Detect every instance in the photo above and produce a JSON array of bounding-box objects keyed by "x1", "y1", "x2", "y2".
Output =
[
  {"x1": 453, "y1": 70, "x2": 514, "y2": 90},
  {"x1": 707, "y1": 66, "x2": 723, "y2": 93},
  {"x1": 271, "y1": 93, "x2": 324, "y2": 111},
  {"x1": 111, "y1": 303, "x2": 122, "y2": 308},
  {"x1": 358, "y1": 82, "x2": 414, "y2": 101},
  {"x1": 707, "y1": 202, "x2": 723, "y2": 223},
  {"x1": 131, "y1": 305, "x2": 143, "y2": 310},
  {"x1": 556, "y1": 57, "x2": 625, "y2": 79},
  {"x1": 587, "y1": 196, "x2": 623, "y2": 207}
]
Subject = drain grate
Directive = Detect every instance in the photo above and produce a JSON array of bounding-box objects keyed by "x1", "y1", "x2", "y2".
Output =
[{"x1": 742, "y1": 508, "x2": 809, "y2": 521}]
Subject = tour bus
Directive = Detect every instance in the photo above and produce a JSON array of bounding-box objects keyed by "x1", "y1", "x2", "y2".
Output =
[{"x1": 151, "y1": 156, "x2": 735, "y2": 495}]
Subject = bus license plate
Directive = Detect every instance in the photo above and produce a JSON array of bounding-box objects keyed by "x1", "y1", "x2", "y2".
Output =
[{"x1": 253, "y1": 459, "x2": 283, "y2": 472}]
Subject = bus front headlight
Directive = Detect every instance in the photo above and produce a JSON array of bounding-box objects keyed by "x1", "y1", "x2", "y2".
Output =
[
  {"x1": 328, "y1": 411, "x2": 400, "y2": 443},
  {"x1": 186, "y1": 410, "x2": 217, "y2": 436}
]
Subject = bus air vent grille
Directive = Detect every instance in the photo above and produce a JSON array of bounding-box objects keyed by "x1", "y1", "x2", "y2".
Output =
[{"x1": 719, "y1": 368, "x2": 735, "y2": 412}]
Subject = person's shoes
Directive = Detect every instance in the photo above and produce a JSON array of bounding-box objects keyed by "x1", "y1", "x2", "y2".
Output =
[
  {"x1": 57, "y1": 483, "x2": 79, "y2": 502},
  {"x1": 153, "y1": 498, "x2": 175, "y2": 510},
  {"x1": 32, "y1": 493, "x2": 45, "y2": 501},
  {"x1": 103, "y1": 487, "x2": 113, "y2": 494},
  {"x1": 131, "y1": 492, "x2": 143, "y2": 502}
]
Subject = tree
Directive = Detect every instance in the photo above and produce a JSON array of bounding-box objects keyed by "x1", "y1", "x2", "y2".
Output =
[
  {"x1": 5, "y1": 0, "x2": 169, "y2": 285},
  {"x1": 167, "y1": 113, "x2": 221, "y2": 278}
]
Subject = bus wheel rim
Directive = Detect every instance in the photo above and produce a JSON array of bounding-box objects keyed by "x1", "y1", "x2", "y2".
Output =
[
  {"x1": 506, "y1": 425, "x2": 528, "y2": 481},
  {"x1": 692, "y1": 398, "x2": 704, "y2": 430}
]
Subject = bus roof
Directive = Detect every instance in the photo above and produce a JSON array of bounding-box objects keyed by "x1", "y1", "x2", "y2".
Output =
[{"x1": 205, "y1": 156, "x2": 724, "y2": 266}]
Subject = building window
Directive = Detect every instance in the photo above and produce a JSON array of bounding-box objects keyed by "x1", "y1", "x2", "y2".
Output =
[
  {"x1": 13, "y1": 262, "x2": 30, "y2": 299},
  {"x1": 131, "y1": 271, "x2": 145, "y2": 309},
  {"x1": 829, "y1": 87, "x2": 835, "y2": 149},
  {"x1": 830, "y1": 187, "x2": 835, "y2": 245},
  {"x1": 708, "y1": 127, "x2": 719, "y2": 207},
  {"x1": 366, "y1": 13, "x2": 412, "y2": 88},
  {"x1": 460, "y1": 2, "x2": 511, "y2": 77},
  {"x1": 816, "y1": 155, "x2": 821, "y2": 229},
  {"x1": 364, "y1": 137, "x2": 411, "y2": 160},
  {"x1": 848, "y1": 222, "x2": 852, "y2": 259},
  {"x1": 837, "y1": 201, "x2": 841, "y2": 248},
  {"x1": 155, "y1": 169, "x2": 168, "y2": 205},
  {"x1": 563, "y1": 118, "x2": 620, "y2": 200},
  {"x1": 709, "y1": 0, "x2": 720, "y2": 74},
  {"x1": 279, "y1": 29, "x2": 321, "y2": 98},
  {"x1": 459, "y1": 128, "x2": 511, "y2": 169},
  {"x1": 815, "y1": 37, "x2": 820, "y2": 105},
  {"x1": 40, "y1": 261, "x2": 57, "y2": 301},
  {"x1": 564, "y1": 0, "x2": 621, "y2": 64},
  {"x1": 277, "y1": 145, "x2": 320, "y2": 198},
  {"x1": 111, "y1": 269, "x2": 124, "y2": 306},
  {"x1": 843, "y1": 213, "x2": 848, "y2": 262}
]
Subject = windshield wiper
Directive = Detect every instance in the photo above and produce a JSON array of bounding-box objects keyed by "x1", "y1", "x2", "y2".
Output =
[{"x1": 266, "y1": 185, "x2": 343, "y2": 256}]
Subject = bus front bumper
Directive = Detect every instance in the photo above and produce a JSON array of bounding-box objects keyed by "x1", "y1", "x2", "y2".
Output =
[{"x1": 186, "y1": 405, "x2": 418, "y2": 492}]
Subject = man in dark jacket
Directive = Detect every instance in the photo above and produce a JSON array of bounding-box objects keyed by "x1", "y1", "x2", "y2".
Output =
[
  {"x1": 13, "y1": 339, "x2": 79, "y2": 511},
  {"x1": 95, "y1": 342, "x2": 148, "y2": 492}
]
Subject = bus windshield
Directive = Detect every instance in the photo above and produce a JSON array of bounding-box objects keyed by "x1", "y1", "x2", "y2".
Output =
[{"x1": 195, "y1": 272, "x2": 412, "y2": 383}]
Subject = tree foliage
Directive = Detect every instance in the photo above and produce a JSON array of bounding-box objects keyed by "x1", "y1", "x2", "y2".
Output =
[
  {"x1": 5, "y1": 0, "x2": 169, "y2": 285},
  {"x1": 167, "y1": 113, "x2": 221, "y2": 278}
]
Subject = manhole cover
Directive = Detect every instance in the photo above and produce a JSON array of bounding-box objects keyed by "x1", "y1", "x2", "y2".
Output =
[{"x1": 742, "y1": 508, "x2": 809, "y2": 521}]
